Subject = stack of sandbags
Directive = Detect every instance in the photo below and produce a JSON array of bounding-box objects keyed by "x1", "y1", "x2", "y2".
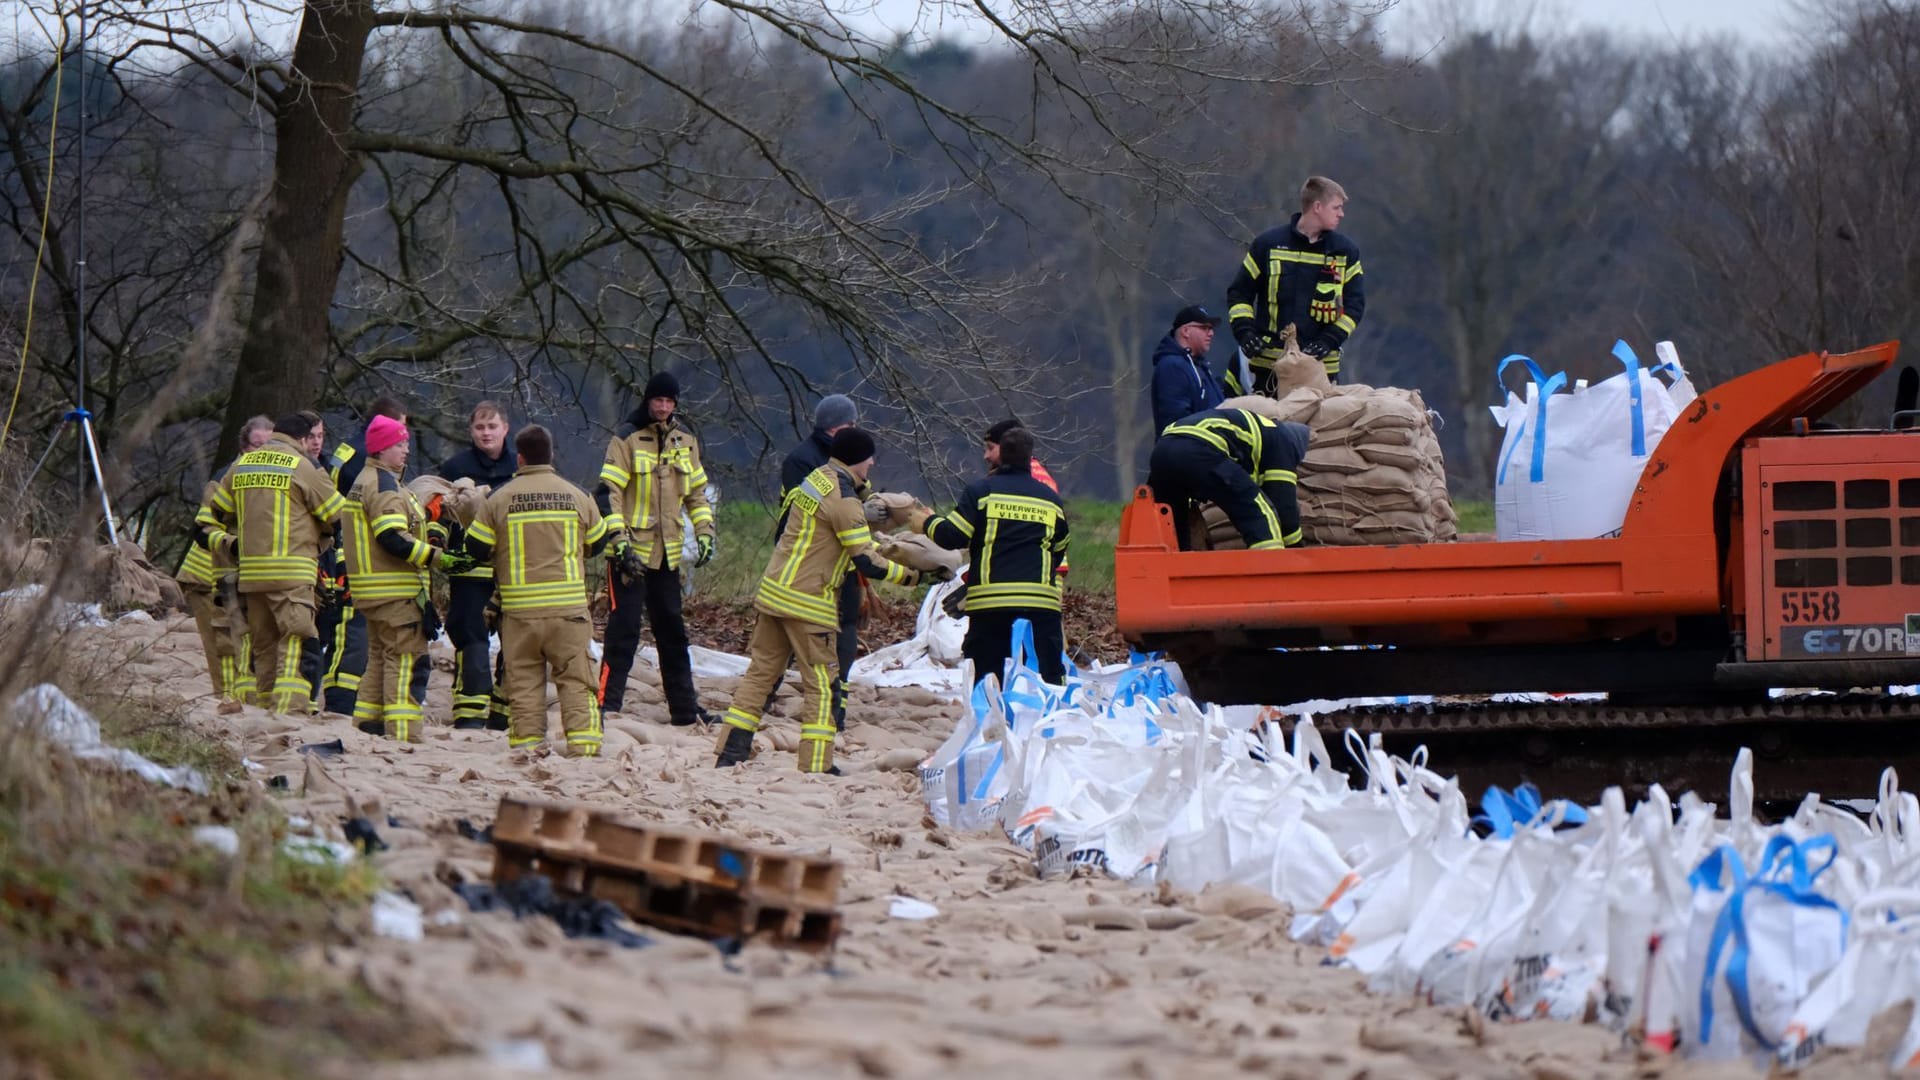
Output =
[{"x1": 1195, "y1": 387, "x2": 1455, "y2": 548}]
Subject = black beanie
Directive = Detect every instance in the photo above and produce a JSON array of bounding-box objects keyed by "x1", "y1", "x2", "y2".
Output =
[
  {"x1": 984, "y1": 417, "x2": 1022, "y2": 443},
  {"x1": 642, "y1": 371, "x2": 680, "y2": 403},
  {"x1": 829, "y1": 426, "x2": 876, "y2": 466}
]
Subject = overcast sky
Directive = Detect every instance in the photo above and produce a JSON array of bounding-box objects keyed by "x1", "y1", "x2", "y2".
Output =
[
  {"x1": 851, "y1": 0, "x2": 1801, "y2": 53},
  {"x1": 3, "y1": 0, "x2": 1804, "y2": 61},
  {"x1": 1379, "y1": 0, "x2": 1799, "y2": 51}
]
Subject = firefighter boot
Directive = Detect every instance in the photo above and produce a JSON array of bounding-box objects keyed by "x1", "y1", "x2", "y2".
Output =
[{"x1": 714, "y1": 726, "x2": 755, "y2": 768}]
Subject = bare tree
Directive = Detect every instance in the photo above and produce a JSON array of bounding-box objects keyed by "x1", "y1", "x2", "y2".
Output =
[
  {"x1": 1640, "y1": 1, "x2": 1920, "y2": 403},
  {"x1": 1365, "y1": 28, "x2": 1641, "y2": 496},
  {"x1": 66, "y1": 0, "x2": 1364, "y2": 476}
]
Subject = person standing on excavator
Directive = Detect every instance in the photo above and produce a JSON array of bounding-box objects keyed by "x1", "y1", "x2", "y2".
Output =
[
  {"x1": 1226, "y1": 176, "x2": 1366, "y2": 390},
  {"x1": 1151, "y1": 305, "x2": 1227, "y2": 434},
  {"x1": 1147, "y1": 407, "x2": 1307, "y2": 552}
]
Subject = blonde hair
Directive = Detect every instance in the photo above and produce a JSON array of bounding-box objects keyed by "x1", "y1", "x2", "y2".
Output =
[
  {"x1": 1300, "y1": 175, "x2": 1347, "y2": 212},
  {"x1": 468, "y1": 401, "x2": 506, "y2": 425}
]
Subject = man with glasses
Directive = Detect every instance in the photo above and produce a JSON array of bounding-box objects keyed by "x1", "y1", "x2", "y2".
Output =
[{"x1": 1151, "y1": 304, "x2": 1227, "y2": 435}]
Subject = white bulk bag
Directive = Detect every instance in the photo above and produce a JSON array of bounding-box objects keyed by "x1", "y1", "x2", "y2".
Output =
[{"x1": 1492, "y1": 340, "x2": 1697, "y2": 542}]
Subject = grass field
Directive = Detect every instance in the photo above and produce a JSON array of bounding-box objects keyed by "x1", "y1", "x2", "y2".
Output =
[{"x1": 690, "y1": 498, "x2": 1119, "y2": 602}]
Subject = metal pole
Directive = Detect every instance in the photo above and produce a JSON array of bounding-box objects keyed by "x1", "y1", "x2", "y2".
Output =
[{"x1": 73, "y1": 1, "x2": 87, "y2": 505}]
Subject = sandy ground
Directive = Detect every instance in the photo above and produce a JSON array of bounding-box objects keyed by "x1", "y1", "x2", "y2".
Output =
[{"x1": 73, "y1": 613, "x2": 1897, "y2": 1079}]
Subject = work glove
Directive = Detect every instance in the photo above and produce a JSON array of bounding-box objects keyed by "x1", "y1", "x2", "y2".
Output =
[
  {"x1": 483, "y1": 595, "x2": 502, "y2": 633},
  {"x1": 925, "y1": 564, "x2": 956, "y2": 584},
  {"x1": 609, "y1": 535, "x2": 646, "y2": 585},
  {"x1": 940, "y1": 582, "x2": 970, "y2": 620},
  {"x1": 1232, "y1": 322, "x2": 1267, "y2": 355},
  {"x1": 315, "y1": 576, "x2": 343, "y2": 613},
  {"x1": 1301, "y1": 337, "x2": 1331, "y2": 360},
  {"x1": 434, "y1": 548, "x2": 477, "y2": 574},
  {"x1": 863, "y1": 497, "x2": 891, "y2": 527},
  {"x1": 695, "y1": 534, "x2": 715, "y2": 568}
]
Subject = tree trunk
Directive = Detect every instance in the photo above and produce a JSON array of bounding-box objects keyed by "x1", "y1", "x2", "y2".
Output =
[{"x1": 220, "y1": 0, "x2": 377, "y2": 451}]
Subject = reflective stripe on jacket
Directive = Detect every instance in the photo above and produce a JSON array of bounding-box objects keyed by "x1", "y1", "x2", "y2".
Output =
[
  {"x1": 196, "y1": 433, "x2": 346, "y2": 592},
  {"x1": 467, "y1": 465, "x2": 609, "y2": 615}
]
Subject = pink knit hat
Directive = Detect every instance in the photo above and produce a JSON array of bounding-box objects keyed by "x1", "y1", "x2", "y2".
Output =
[{"x1": 366, "y1": 415, "x2": 409, "y2": 454}]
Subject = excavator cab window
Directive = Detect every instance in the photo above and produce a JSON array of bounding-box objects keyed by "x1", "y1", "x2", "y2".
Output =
[{"x1": 1893, "y1": 365, "x2": 1919, "y2": 430}]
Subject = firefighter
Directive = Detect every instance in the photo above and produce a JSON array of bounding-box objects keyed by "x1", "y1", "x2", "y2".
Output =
[
  {"x1": 914, "y1": 426, "x2": 1072, "y2": 687},
  {"x1": 1146, "y1": 406, "x2": 1308, "y2": 553},
  {"x1": 437, "y1": 401, "x2": 516, "y2": 731},
  {"x1": 317, "y1": 396, "x2": 415, "y2": 717},
  {"x1": 177, "y1": 415, "x2": 273, "y2": 710},
  {"x1": 1225, "y1": 175, "x2": 1366, "y2": 389},
  {"x1": 595, "y1": 372, "x2": 716, "y2": 725},
  {"x1": 939, "y1": 419, "x2": 1070, "y2": 622},
  {"x1": 715, "y1": 428, "x2": 937, "y2": 772},
  {"x1": 774, "y1": 393, "x2": 863, "y2": 730},
  {"x1": 464, "y1": 424, "x2": 611, "y2": 757},
  {"x1": 196, "y1": 412, "x2": 348, "y2": 714},
  {"x1": 343, "y1": 415, "x2": 467, "y2": 741}
]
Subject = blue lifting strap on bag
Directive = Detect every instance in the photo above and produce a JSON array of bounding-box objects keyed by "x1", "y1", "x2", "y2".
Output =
[
  {"x1": 1696, "y1": 835, "x2": 1848, "y2": 1048},
  {"x1": 1495, "y1": 353, "x2": 1569, "y2": 484},
  {"x1": 1610, "y1": 339, "x2": 1651, "y2": 457}
]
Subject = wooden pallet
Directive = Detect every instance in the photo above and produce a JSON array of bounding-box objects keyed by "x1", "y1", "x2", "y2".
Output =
[{"x1": 490, "y1": 796, "x2": 842, "y2": 950}]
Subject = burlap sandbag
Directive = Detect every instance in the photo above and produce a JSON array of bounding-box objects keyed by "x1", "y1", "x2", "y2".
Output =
[
  {"x1": 100, "y1": 539, "x2": 184, "y2": 612},
  {"x1": 1357, "y1": 443, "x2": 1426, "y2": 471},
  {"x1": 865, "y1": 491, "x2": 931, "y2": 531},
  {"x1": 875, "y1": 532, "x2": 964, "y2": 574},
  {"x1": 1312, "y1": 394, "x2": 1368, "y2": 431},
  {"x1": 1303, "y1": 446, "x2": 1370, "y2": 475},
  {"x1": 1256, "y1": 325, "x2": 1333, "y2": 397},
  {"x1": 406, "y1": 476, "x2": 490, "y2": 528}
]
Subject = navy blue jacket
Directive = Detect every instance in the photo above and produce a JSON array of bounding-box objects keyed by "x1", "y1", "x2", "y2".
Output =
[
  {"x1": 437, "y1": 442, "x2": 517, "y2": 489},
  {"x1": 1150, "y1": 333, "x2": 1226, "y2": 435}
]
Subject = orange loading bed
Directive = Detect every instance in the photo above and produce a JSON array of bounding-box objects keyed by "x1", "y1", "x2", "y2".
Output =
[{"x1": 1115, "y1": 343, "x2": 1918, "y2": 704}]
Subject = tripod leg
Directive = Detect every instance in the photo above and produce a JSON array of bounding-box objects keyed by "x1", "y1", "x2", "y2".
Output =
[{"x1": 78, "y1": 415, "x2": 118, "y2": 545}]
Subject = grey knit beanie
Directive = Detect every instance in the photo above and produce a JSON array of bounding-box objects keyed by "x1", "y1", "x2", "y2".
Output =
[{"x1": 813, "y1": 394, "x2": 858, "y2": 431}]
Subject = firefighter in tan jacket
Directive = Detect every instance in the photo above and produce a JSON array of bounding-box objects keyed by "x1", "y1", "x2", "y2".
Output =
[
  {"x1": 465, "y1": 425, "x2": 613, "y2": 757},
  {"x1": 714, "y1": 428, "x2": 945, "y2": 773},
  {"x1": 594, "y1": 372, "x2": 716, "y2": 724},
  {"x1": 196, "y1": 413, "x2": 348, "y2": 714},
  {"x1": 177, "y1": 415, "x2": 273, "y2": 709},
  {"x1": 343, "y1": 416, "x2": 466, "y2": 741}
]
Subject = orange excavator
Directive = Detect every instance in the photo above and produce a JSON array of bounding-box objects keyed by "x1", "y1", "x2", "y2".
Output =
[{"x1": 1115, "y1": 343, "x2": 1920, "y2": 799}]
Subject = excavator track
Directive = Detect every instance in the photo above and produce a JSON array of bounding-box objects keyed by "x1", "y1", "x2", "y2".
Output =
[{"x1": 1315, "y1": 694, "x2": 1920, "y2": 804}]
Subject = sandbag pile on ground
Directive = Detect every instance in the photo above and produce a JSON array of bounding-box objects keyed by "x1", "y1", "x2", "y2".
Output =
[
  {"x1": 1197, "y1": 388, "x2": 1456, "y2": 548},
  {"x1": 2, "y1": 536, "x2": 183, "y2": 613},
  {"x1": 921, "y1": 650, "x2": 1920, "y2": 1070}
]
